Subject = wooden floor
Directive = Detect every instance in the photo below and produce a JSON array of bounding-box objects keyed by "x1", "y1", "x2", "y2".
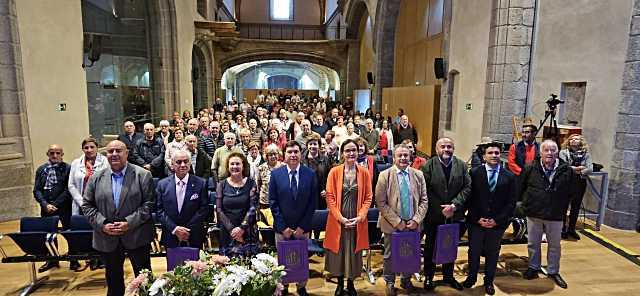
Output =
[{"x1": 1, "y1": 220, "x2": 639, "y2": 296}]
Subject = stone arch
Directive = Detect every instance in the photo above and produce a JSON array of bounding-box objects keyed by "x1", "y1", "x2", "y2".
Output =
[
  {"x1": 345, "y1": 0, "x2": 370, "y2": 39},
  {"x1": 192, "y1": 39, "x2": 215, "y2": 109}
]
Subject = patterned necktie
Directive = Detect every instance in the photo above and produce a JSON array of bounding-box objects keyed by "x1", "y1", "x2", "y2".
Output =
[
  {"x1": 488, "y1": 169, "x2": 498, "y2": 192},
  {"x1": 290, "y1": 170, "x2": 298, "y2": 200},
  {"x1": 399, "y1": 170, "x2": 412, "y2": 220},
  {"x1": 177, "y1": 180, "x2": 185, "y2": 213}
]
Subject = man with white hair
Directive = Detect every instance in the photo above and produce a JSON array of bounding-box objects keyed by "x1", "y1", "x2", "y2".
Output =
[
  {"x1": 394, "y1": 114, "x2": 418, "y2": 146},
  {"x1": 117, "y1": 120, "x2": 143, "y2": 163},
  {"x1": 211, "y1": 132, "x2": 243, "y2": 182},
  {"x1": 184, "y1": 135, "x2": 211, "y2": 179},
  {"x1": 248, "y1": 118, "x2": 266, "y2": 144},
  {"x1": 286, "y1": 111, "x2": 306, "y2": 141},
  {"x1": 361, "y1": 118, "x2": 379, "y2": 155},
  {"x1": 294, "y1": 119, "x2": 320, "y2": 149},
  {"x1": 131, "y1": 123, "x2": 165, "y2": 177},
  {"x1": 521, "y1": 139, "x2": 577, "y2": 289},
  {"x1": 156, "y1": 120, "x2": 174, "y2": 146},
  {"x1": 186, "y1": 118, "x2": 201, "y2": 137}
]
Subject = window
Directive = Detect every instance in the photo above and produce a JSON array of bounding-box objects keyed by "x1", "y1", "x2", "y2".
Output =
[{"x1": 271, "y1": 0, "x2": 293, "y2": 21}]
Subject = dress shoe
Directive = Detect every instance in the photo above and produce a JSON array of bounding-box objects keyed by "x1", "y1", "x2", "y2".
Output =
[
  {"x1": 69, "y1": 260, "x2": 81, "y2": 271},
  {"x1": 424, "y1": 278, "x2": 435, "y2": 291},
  {"x1": 523, "y1": 268, "x2": 540, "y2": 280},
  {"x1": 346, "y1": 280, "x2": 357, "y2": 296},
  {"x1": 561, "y1": 231, "x2": 569, "y2": 239},
  {"x1": 484, "y1": 283, "x2": 496, "y2": 295},
  {"x1": 297, "y1": 287, "x2": 309, "y2": 296},
  {"x1": 549, "y1": 273, "x2": 568, "y2": 289},
  {"x1": 38, "y1": 261, "x2": 59, "y2": 273},
  {"x1": 462, "y1": 277, "x2": 476, "y2": 288},
  {"x1": 567, "y1": 230, "x2": 581, "y2": 240},
  {"x1": 444, "y1": 278, "x2": 464, "y2": 290},
  {"x1": 400, "y1": 278, "x2": 415, "y2": 291},
  {"x1": 334, "y1": 278, "x2": 344, "y2": 296},
  {"x1": 384, "y1": 283, "x2": 396, "y2": 296}
]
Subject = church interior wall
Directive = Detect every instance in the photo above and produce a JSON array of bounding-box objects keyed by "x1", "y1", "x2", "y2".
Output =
[
  {"x1": 358, "y1": 13, "x2": 374, "y2": 90},
  {"x1": 239, "y1": 0, "x2": 322, "y2": 25},
  {"x1": 15, "y1": 0, "x2": 89, "y2": 169},
  {"x1": 529, "y1": 0, "x2": 633, "y2": 171}
]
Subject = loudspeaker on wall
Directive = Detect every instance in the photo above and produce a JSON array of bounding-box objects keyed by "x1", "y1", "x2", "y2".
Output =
[
  {"x1": 434, "y1": 58, "x2": 445, "y2": 79},
  {"x1": 367, "y1": 72, "x2": 374, "y2": 85}
]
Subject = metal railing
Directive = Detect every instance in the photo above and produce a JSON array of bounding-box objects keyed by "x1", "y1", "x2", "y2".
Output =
[{"x1": 237, "y1": 22, "x2": 326, "y2": 40}]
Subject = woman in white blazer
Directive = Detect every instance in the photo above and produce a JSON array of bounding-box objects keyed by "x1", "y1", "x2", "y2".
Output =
[{"x1": 68, "y1": 137, "x2": 108, "y2": 215}]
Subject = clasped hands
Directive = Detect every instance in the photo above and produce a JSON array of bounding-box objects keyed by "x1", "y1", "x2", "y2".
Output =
[
  {"x1": 102, "y1": 221, "x2": 129, "y2": 236},
  {"x1": 340, "y1": 216, "x2": 362, "y2": 229},
  {"x1": 396, "y1": 219, "x2": 419, "y2": 231},
  {"x1": 282, "y1": 227, "x2": 305, "y2": 239},
  {"x1": 174, "y1": 226, "x2": 191, "y2": 242},
  {"x1": 231, "y1": 227, "x2": 245, "y2": 243},
  {"x1": 478, "y1": 218, "x2": 497, "y2": 228}
]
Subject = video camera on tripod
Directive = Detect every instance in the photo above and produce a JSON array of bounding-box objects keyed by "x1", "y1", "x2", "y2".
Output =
[
  {"x1": 545, "y1": 94, "x2": 565, "y2": 111},
  {"x1": 535, "y1": 94, "x2": 564, "y2": 142}
]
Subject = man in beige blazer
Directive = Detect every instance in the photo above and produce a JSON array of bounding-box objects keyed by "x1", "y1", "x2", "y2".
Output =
[{"x1": 376, "y1": 143, "x2": 429, "y2": 296}]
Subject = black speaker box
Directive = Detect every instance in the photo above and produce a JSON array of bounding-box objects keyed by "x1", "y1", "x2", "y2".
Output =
[{"x1": 434, "y1": 58, "x2": 445, "y2": 79}]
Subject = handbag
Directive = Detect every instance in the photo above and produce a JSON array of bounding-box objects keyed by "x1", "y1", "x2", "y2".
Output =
[
  {"x1": 390, "y1": 231, "x2": 421, "y2": 273},
  {"x1": 432, "y1": 221, "x2": 460, "y2": 264},
  {"x1": 166, "y1": 241, "x2": 200, "y2": 271},
  {"x1": 277, "y1": 239, "x2": 309, "y2": 284}
]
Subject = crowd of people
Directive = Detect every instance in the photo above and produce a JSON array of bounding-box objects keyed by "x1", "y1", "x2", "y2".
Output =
[{"x1": 31, "y1": 93, "x2": 593, "y2": 296}]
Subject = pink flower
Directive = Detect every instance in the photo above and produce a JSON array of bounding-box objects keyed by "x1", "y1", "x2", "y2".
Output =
[
  {"x1": 126, "y1": 273, "x2": 148, "y2": 295},
  {"x1": 273, "y1": 282, "x2": 284, "y2": 296},
  {"x1": 186, "y1": 260, "x2": 208, "y2": 276},
  {"x1": 209, "y1": 255, "x2": 230, "y2": 265}
]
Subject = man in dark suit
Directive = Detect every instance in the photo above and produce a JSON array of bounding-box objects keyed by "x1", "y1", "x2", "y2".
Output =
[
  {"x1": 463, "y1": 142, "x2": 517, "y2": 295},
  {"x1": 155, "y1": 150, "x2": 209, "y2": 248},
  {"x1": 420, "y1": 137, "x2": 471, "y2": 291},
  {"x1": 269, "y1": 140, "x2": 318, "y2": 296},
  {"x1": 116, "y1": 120, "x2": 143, "y2": 163},
  {"x1": 82, "y1": 140, "x2": 155, "y2": 296},
  {"x1": 33, "y1": 144, "x2": 74, "y2": 272},
  {"x1": 184, "y1": 135, "x2": 211, "y2": 179}
]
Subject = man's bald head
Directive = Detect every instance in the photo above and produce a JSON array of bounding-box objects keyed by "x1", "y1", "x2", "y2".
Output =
[
  {"x1": 106, "y1": 140, "x2": 128, "y2": 171},
  {"x1": 47, "y1": 144, "x2": 64, "y2": 163}
]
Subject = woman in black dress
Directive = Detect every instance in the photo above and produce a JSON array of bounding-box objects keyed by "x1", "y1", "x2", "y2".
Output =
[{"x1": 216, "y1": 152, "x2": 259, "y2": 257}]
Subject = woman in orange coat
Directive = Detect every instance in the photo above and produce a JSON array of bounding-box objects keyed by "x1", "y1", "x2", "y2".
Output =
[{"x1": 323, "y1": 139, "x2": 373, "y2": 296}]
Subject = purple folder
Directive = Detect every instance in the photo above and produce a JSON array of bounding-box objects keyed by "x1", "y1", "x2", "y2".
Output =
[
  {"x1": 391, "y1": 231, "x2": 421, "y2": 274},
  {"x1": 166, "y1": 246, "x2": 200, "y2": 271},
  {"x1": 277, "y1": 239, "x2": 309, "y2": 284},
  {"x1": 432, "y1": 223, "x2": 460, "y2": 264}
]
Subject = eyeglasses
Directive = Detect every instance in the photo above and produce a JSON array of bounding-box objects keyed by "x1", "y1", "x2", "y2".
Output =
[{"x1": 174, "y1": 159, "x2": 189, "y2": 164}]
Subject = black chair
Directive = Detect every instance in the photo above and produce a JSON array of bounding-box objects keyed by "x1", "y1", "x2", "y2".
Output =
[
  {"x1": 365, "y1": 208, "x2": 383, "y2": 284},
  {"x1": 308, "y1": 210, "x2": 328, "y2": 256},
  {"x1": 376, "y1": 163, "x2": 392, "y2": 174},
  {"x1": 1, "y1": 216, "x2": 60, "y2": 295},
  {"x1": 60, "y1": 215, "x2": 97, "y2": 260}
]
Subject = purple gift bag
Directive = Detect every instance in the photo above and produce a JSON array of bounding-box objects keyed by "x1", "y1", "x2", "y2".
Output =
[
  {"x1": 432, "y1": 223, "x2": 460, "y2": 264},
  {"x1": 277, "y1": 239, "x2": 309, "y2": 284},
  {"x1": 391, "y1": 231, "x2": 421, "y2": 274},
  {"x1": 166, "y1": 246, "x2": 200, "y2": 271}
]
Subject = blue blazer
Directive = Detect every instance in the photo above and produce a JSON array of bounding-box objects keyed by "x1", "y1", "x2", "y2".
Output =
[
  {"x1": 155, "y1": 174, "x2": 210, "y2": 248},
  {"x1": 268, "y1": 164, "x2": 318, "y2": 233}
]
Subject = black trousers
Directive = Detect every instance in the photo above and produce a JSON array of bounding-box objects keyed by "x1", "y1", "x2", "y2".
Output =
[
  {"x1": 101, "y1": 243, "x2": 151, "y2": 296},
  {"x1": 466, "y1": 223, "x2": 506, "y2": 284},
  {"x1": 564, "y1": 177, "x2": 587, "y2": 231},
  {"x1": 423, "y1": 222, "x2": 465, "y2": 280}
]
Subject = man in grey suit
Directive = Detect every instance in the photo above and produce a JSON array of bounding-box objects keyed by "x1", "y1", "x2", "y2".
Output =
[{"x1": 82, "y1": 140, "x2": 155, "y2": 296}]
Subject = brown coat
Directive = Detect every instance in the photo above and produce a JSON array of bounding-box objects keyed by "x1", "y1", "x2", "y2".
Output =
[
  {"x1": 375, "y1": 165, "x2": 429, "y2": 234},
  {"x1": 323, "y1": 164, "x2": 373, "y2": 253}
]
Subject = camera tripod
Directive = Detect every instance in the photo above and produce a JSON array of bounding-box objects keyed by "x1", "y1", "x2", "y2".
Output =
[{"x1": 535, "y1": 94, "x2": 563, "y2": 143}]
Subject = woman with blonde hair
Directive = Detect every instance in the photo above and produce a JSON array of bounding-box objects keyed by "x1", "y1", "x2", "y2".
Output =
[
  {"x1": 559, "y1": 134, "x2": 593, "y2": 240},
  {"x1": 164, "y1": 129, "x2": 187, "y2": 172}
]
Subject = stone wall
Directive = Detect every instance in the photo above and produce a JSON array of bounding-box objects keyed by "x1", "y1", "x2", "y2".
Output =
[
  {"x1": 0, "y1": 0, "x2": 37, "y2": 221},
  {"x1": 482, "y1": 0, "x2": 535, "y2": 143},
  {"x1": 607, "y1": 0, "x2": 640, "y2": 229}
]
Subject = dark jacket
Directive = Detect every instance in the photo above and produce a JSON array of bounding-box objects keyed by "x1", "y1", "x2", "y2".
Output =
[
  {"x1": 393, "y1": 123, "x2": 418, "y2": 145},
  {"x1": 132, "y1": 137, "x2": 165, "y2": 167},
  {"x1": 34, "y1": 162, "x2": 72, "y2": 212},
  {"x1": 190, "y1": 148, "x2": 212, "y2": 179},
  {"x1": 467, "y1": 165, "x2": 518, "y2": 229},
  {"x1": 156, "y1": 130, "x2": 174, "y2": 144},
  {"x1": 311, "y1": 122, "x2": 330, "y2": 137},
  {"x1": 421, "y1": 156, "x2": 471, "y2": 224},
  {"x1": 268, "y1": 165, "x2": 318, "y2": 233},
  {"x1": 521, "y1": 160, "x2": 577, "y2": 221},
  {"x1": 117, "y1": 132, "x2": 144, "y2": 163}
]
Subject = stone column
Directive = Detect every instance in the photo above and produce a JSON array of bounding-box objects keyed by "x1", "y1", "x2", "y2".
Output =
[
  {"x1": 482, "y1": 0, "x2": 535, "y2": 143},
  {"x1": 372, "y1": 0, "x2": 401, "y2": 112},
  {"x1": 606, "y1": 0, "x2": 640, "y2": 229},
  {"x1": 0, "y1": 0, "x2": 37, "y2": 221}
]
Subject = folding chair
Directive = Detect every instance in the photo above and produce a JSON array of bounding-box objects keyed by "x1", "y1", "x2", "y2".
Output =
[
  {"x1": 308, "y1": 210, "x2": 328, "y2": 256},
  {"x1": 1, "y1": 216, "x2": 60, "y2": 296},
  {"x1": 60, "y1": 215, "x2": 97, "y2": 260}
]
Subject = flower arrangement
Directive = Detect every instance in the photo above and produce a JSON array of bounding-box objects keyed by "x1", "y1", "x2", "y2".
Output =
[{"x1": 126, "y1": 253, "x2": 285, "y2": 296}]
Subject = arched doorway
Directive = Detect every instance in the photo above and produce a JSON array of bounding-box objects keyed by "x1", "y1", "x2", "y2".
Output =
[{"x1": 192, "y1": 45, "x2": 209, "y2": 111}]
